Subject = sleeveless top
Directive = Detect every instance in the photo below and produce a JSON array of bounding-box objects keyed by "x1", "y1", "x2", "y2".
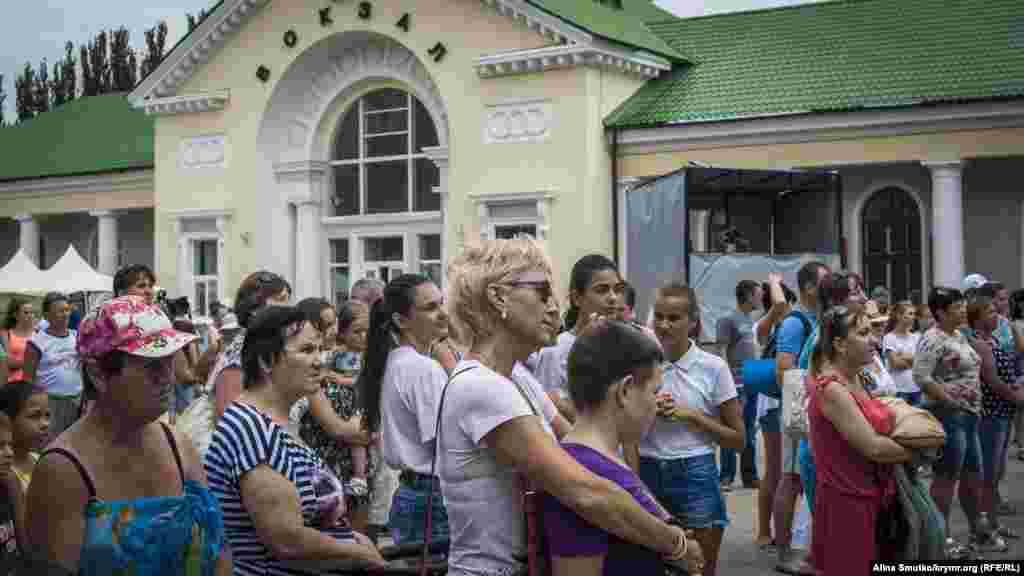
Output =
[
  {"x1": 808, "y1": 373, "x2": 894, "y2": 500},
  {"x1": 40, "y1": 423, "x2": 224, "y2": 576},
  {"x1": 2, "y1": 331, "x2": 28, "y2": 382}
]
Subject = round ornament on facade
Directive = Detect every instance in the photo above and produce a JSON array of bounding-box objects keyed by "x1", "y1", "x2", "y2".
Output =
[{"x1": 283, "y1": 29, "x2": 298, "y2": 48}]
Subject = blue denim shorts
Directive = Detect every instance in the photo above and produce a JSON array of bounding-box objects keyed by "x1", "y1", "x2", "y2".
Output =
[
  {"x1": 638, "y1": 453, "x2": 729, "y2": 529},
  {"x1": 979, "y1": 416, "x2": 1012, "y2": 484},
  {"x1": 389, "y1": 482, "x2": 449, "y2": 546},
  {"x1": 760, "y1": 407, "x2": 781, "y2": 434},
  {"x1": 932, "y1": 408, "x2": 984, "y2": 479}
]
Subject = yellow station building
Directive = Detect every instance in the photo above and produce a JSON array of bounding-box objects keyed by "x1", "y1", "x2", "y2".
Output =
[{"x1": 1, "y1": 0, "x2": 1022, "y2": 317}]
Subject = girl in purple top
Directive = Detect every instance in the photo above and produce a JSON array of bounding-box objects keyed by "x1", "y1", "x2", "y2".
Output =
[{"x1": 543, "y1": 319, "x2": 704, "y2": 576}]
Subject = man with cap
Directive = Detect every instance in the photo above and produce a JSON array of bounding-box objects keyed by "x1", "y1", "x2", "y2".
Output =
[{"x1": 964, "y1": 274, "x2": 1022, "y2": 354}]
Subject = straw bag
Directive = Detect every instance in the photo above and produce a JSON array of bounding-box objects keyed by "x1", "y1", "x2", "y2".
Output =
[
  {"x1": 782, "y1": 369, "x2": 809, "y2": 438},
  {"x1": 876, "y1": 397, "x2": 946, "y2": 449},
  {"x1": 176, "y1": 388, "x2": 217, "y2": 457}
]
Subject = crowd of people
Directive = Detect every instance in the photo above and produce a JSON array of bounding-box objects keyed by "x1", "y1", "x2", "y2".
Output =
[{"x1": 0, "y1": 238, "x2": 1021, "y2": 575}]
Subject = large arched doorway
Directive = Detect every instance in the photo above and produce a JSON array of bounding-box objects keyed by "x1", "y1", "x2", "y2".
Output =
[{"x1": 861, "y1": 187, "x2": 923, "y2": 301}]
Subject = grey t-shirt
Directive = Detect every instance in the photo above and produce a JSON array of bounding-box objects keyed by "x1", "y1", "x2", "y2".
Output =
[{"x1": 717, "y1": 310, "x2": 756, "y2": 386}]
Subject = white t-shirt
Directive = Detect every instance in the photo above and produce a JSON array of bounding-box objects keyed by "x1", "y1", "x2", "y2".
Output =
[
  {"x1": 531, "y1": 331, "x2": 576, "y2": 398},
  {"x1": 29, "y1": 329, "x2": 82, "y2": 397},
  {"x1": 438, "y1": 359, "x2": 556, "y2": 576},
  {"x1": 380, "y1": 346, "x2": 449, "y2": 475},
  {"x1": 881, "y1": 332, "x2": 921, "y2": 394},
  {"x1": 639, "y1": 340, "x2": 738, "y2": 460}
]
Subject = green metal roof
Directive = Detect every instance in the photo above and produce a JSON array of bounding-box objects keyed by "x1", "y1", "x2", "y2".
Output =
[
  {"x1": 527, "y1": 0, "x2": 686, "y2": 61},
  {"x1": 606, "y1": 0, "x2": 1024, "y2": 128},
  {"x1": 0, "y1": 94, "x2": 153, "y2": 182}
]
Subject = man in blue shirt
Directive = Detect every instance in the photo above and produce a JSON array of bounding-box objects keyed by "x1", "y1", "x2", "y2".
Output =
[{"x1": 772, "y1": 261, "x2": 828, "y2": 574}]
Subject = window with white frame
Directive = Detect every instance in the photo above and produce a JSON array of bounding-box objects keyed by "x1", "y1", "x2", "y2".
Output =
[
  {"x1": 191, "y1": 238, "x2": 218, "y2": 318},
  {"x1": 173, "y1": 211, "x2": 229, "y2": 320},
  {"x1": 418, "y1": 234, "x2": 442, "y2": 285},
  {"x1": 330, "y1": 88, "x2": 441, "y2": 216},
  {"x1": 487, "y1": 201, "x2": 540, "y2": 240},
  {"x1": 329, "y1": 238, "x2": 351, "y2": 307}
]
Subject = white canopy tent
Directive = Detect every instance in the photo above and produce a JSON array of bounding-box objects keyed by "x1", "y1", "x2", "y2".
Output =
[
  {"x1": 0, "y1": 249, "x2": 50, "y2": 295},
  {"x1": 41, "y1": 245, "x2": 114, "y2": 294}
]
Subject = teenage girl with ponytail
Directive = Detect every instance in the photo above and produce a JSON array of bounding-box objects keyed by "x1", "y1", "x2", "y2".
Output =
[
  {"x1": 358, "y1": 274, "x2": 452, "y2": 546},
  {"x1": 532, "y1": 254, "x2": 627, "y2": 422}
]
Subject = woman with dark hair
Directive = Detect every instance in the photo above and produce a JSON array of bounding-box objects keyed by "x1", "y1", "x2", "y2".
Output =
[
  {"x1": 209, "y1": 271, "x2": 292, "y2": 419},
  {"x1": 358, "y1": 274, "x2": 452, "y2": 546},
  {"x1": 533, "y1": 254, "x2": 626, "y2": 422},
  {"x1": 1, "y1": 298, "x2": 34, "y2": 383},
  {"x1": 913, "y1": 287, "x2": 1000, "y2": 557},
  {"x1": 440, "y1": 238, "x2": 690, "y2": 576},
  {"x1": 204, "y1": 306, "x2": 385, "y2": 574},
  {"x1": 632, "y1": 282, "x2": 743, "y2": 576},
  {"x1": 544, "y1": 319, "x2": 703, "y2": 575},
  {"x1": 295, "y1": 298, "x2": 375, "y2": 534},
  {"x1": 806, "y1": 306, "x2": 910, "y2": 576},
  {"x1": 27, "y1": 295, "x2": 229, "y2": 575}
]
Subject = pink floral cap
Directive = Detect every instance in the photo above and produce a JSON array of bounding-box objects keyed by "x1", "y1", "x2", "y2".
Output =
[{"x1": 77, "y1": 295, "x2": 198, "y2": 362}]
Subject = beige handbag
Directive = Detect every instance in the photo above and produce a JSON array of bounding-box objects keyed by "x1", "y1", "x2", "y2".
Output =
[
  {"x1": 876, "y1": 397, "x2": 946, "y2": 449},
  {"x1": 782, "y1": 369, "x2": 809, "y2": 438}
]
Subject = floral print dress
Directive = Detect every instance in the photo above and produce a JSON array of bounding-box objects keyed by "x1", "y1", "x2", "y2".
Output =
[{"x1": 299, "y1": 351, "x2": 377, "y2": 505}]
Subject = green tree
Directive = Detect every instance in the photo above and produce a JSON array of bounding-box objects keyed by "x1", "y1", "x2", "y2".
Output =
[
  {"x1": 33, "y1": 59, "x2": 50, "y2": 114},
  {"x1": 51, "y1": 59, "x2": 67, "y2": 108},
  {"x1": 61, "y1": 42, "x2": 77, "y2": 102},
  {"x1": 15, "y1": 62, "x2": 36, "y2": 121},
  {"x1": 110, "y1": 27, "x2": 137, "y2": 91},
  {"x1": 83, "y1": 30, "x2": 111, "y2": 96},
  {"x1": 0, "y1": 74, "x2": 7, "y2": 127},
  {"x1": 187, "y1": 8, "x2": 211, "y2": 33},
  {"x1": 140, "y1": 20, "x2": 168, "y2": 79},
  {"x1": 80, "y1": 44, "x2": 94, "y2": 97}
]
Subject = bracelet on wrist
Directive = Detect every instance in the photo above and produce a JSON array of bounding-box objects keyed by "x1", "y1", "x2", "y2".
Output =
[{"x1": 667, "y1": 527, "x2": 688, "y2": 561}]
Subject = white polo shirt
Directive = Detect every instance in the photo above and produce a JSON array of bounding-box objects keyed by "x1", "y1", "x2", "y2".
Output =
[
  {"x1": 639, "y1": 340, "x2": 737, "y2": 460},
  {"x1": 380, "y1": 346, "x2": 449, "y2": 475}
]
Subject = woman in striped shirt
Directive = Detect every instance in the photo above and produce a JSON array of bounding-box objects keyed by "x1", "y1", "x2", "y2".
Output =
[{"x1": 204, "y1": 306, "x2": 385, "y2": 575}]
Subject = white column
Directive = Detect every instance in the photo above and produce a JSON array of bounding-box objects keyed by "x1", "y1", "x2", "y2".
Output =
[
  {"x1": 293, "y1": 198, "x2": 322, "y2": 300},
  {"x1": 174, "y1": 220, "x2": 190, "y2": 301},
  {"x1": 423, "y1": 146, "x2": 450, "y2": 289},
  {"x1": 925, "y1": 161, "x2": 964, "y2": 289},
  {"x1": 90, "y1": 210, "x2": 119, "y2": 275},
  {"x1": 15, "y1": 214, "x2": 39, "y2": 265}
]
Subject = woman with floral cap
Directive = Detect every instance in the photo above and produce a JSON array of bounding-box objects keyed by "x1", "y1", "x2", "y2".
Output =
[{"x1": 25, "y1": 295, "x2": 230, "y2": 576}]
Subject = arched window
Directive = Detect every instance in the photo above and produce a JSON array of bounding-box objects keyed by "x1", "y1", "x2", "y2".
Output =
[
  {"x1": 861, "y1": 186, "x2": 922, "y2": 302},
  {"x1": 329, "y1": 88, "x2": 440, "y2": 216}
]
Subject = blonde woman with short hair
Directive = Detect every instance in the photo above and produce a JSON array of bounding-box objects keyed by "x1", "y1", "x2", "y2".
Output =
[{"x1": 439, "y1": 237, "x2": 695, "y2": 576}]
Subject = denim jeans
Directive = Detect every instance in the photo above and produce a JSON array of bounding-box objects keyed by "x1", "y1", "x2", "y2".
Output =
[
  {"x1": 720, "y1": 387, "x2": 759, "y2": 485},
  {"x1": 389, "y1": 482, "x2": 450, "y2": 546},
  {"x1": 933, "y1": 408, "x2": 984, "y2": 479},
  {"x1": 639, "y1": 453, "x2": 729, "y2": 529},
  {"x1": 979, "y1": 416, "x2": 1012, "y2": 486}
]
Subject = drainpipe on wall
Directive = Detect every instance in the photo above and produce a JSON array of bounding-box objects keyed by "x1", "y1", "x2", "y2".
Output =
[{"x1": 611, "y1": 128, "x2": 620, "y2": 268}]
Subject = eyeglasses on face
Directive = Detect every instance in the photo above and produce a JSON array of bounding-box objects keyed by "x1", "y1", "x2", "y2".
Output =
[{"x1": 504, "y1": 281, "x2": 555, "y2": 303}]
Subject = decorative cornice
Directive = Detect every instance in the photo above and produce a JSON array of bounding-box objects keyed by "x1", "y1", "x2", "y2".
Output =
[
  {"x1": 476, "y1": 43, "x2": 669, "y2": 79},
  {"x1": 166, "y1": 208, "x2": 233, "y2": 220},
  {"x1": 469, "y1": 190, "x2": 556, "y2": 204},
  {"x1": 144, "y1": 90, "x2": 230, "y2": 116},
  {"x1": 615, "y1": 100, "x2": 1024, "y2": 153},
  {"x1": 321, "y1": 212, "x2": 442, "y2": 227},
  {"x1": 272, "y1": 160, "x2": 331, "y2": 178},
  {"x1": 0, "y1": 170, "x2": 153, "y2": 198},
  {"x1": 478, "y1": 0, "x2": 592, "y2": 45},
  {"x1": 129, "y1": 0, "x2": 267, "y2": 105}
]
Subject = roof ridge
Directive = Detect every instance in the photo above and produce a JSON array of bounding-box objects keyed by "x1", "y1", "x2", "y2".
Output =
[{"x1": 651, "y1": 0, "x2": 862, "y2": 25}]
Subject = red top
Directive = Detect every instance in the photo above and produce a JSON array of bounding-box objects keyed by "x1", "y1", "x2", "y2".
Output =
[{"x1": 807, "y1": 373, "x2": 893, "y2": 499}]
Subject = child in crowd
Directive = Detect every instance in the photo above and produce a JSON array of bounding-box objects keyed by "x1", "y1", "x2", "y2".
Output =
[
  {"x1": 883, "y1": 301, "x2": 923, "y2": 405},
  {"x1": 0, "y1": 412, "x2": 22, "y2": 574},
  {"x1": 333, "y1": 301, "x2": 370, "y2": 496}
]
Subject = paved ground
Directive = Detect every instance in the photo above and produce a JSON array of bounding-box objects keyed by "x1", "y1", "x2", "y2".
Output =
[{"x1": 717, "y1": 439, "x2": 1024, "y2": 574}]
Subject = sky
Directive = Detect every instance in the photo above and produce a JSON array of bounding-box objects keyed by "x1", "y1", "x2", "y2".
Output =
[{"x1": 1, "y1": 0, "x2": 818, "y2": 124}]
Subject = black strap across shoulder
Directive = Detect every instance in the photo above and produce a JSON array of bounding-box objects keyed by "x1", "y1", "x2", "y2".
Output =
[
  {"x1": 159, "y1": 421, "x2": 187, "y2": 489},
  {"x1": 39, "y1": 447, "x2": 98, "y2": 500}
]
